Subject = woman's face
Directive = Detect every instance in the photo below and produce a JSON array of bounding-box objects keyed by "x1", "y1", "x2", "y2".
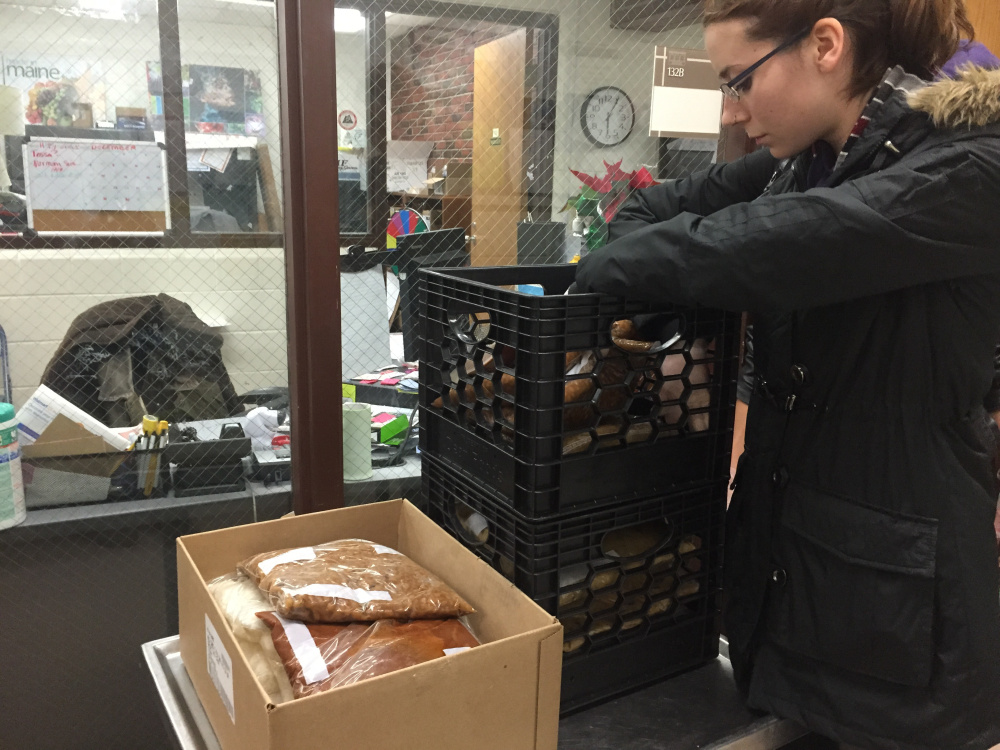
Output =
[{"x1": 705, "y1": 18, "x2": 850, "y2": 159}]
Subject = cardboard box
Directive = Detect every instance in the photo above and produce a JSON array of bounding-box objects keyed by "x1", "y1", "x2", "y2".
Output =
[
  {"x1": 17, "y1": 385, "x2": 132, "y2": 506},
  {"x1": 425, "y1": 165, "x2": 472, "y2": 197},
  {"x1": 444, "y1": 163, "x2": 472, "y2": 196},
  {"x1": 178, "y1": 499, "x2": 563, "y2": 750}
]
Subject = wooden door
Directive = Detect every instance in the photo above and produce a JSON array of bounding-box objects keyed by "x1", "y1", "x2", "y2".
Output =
[
  {"x1": 966, "y1": 0, "x2": 1000, "y2": 56},
  {"x1": 471, "y1": 29, "x2": 528, "y2": 267}
]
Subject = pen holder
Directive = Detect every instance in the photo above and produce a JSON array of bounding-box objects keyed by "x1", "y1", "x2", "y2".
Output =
[
  {"x1": 129, "y1": 444, "x2": 169, "y2": 499},
  {"x1": 20, "y1": 448, "x2": 168, "y2": 509}
]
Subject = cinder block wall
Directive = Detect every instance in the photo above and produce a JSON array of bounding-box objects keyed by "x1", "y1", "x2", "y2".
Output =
[{"x1": 1, "y1": 248, "x2": 288, "y2": 410}]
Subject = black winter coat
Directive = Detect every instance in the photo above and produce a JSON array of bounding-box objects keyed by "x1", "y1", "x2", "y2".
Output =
[{"x1": 576, "y1": 67, "x2": 1000, "y2": 749}]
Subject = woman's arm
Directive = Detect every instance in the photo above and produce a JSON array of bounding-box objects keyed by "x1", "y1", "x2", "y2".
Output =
[
  {"x1": 577, "y1": 148, "x2": 997, "y2": 312},
  {"x1": 608, "y1": 148, "x2": 780, "y2": 241}
]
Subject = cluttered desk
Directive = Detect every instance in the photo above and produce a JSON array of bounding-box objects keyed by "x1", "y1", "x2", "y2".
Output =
[{"x1": 12, "y1": 383, "x2": 420, "y2": 519}]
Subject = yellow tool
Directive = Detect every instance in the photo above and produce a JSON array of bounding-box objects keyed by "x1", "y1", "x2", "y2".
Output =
[
  {"x1": 142, "y1": 416, "x2": 162, "y2": 497},
  {"x1": 141, "y1": 415, "x2": 157, "y2": 444}
]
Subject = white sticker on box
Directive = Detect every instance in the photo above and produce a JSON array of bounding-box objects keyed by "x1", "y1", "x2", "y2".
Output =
[
  {"x1": 257, "y1": 547, "x2": 317, "y2": 575},
  {"x1": 292, "y1": 583, "x2": 392, "y2": 604},
  {"x1": 443, "y1": 647, "x2": 471, "y2": 656},
  {"x1": 276, "y1": 614, "x2": 331, "y2": 685},
  {"x1": 371, "y1": 544, "x2": 401, "y2": 555},
  {"x1": 205, "y1": 615, "x2": 235, "y2": 723}
]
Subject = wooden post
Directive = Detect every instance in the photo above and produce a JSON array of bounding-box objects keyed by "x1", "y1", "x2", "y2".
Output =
[
  {"x1": 257, "y1": 143, "x2": 283, "y2": 233},
  {"x1": 278, "y1": 0, "x2": 345, "y2": 513}
]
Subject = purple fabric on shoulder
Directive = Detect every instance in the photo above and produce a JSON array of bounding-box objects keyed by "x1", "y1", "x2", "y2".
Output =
[{"x1": 939, "y1": 40, "x2": 1000, "y2": 79}]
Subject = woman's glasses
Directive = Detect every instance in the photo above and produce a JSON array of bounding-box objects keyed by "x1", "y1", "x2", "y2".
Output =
[{"x1": 721, "y1": 28, "x2": 811, "y2": 101}]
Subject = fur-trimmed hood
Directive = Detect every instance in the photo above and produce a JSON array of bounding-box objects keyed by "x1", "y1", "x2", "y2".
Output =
[{"x1": 909, "y1": 66, "x2": 1000, "y2": 129}]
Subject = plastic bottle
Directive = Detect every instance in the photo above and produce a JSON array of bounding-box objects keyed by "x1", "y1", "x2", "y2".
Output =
[{"x1": 0, "y1": 402, "x2": 24, "y2": 529}]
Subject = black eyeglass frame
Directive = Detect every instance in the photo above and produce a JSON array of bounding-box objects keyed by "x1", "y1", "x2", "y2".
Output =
[{"x1": 721, "y1": 27, "x2": 812, "y2": 101}]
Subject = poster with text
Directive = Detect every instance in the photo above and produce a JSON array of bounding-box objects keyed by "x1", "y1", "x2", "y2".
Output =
[{"x1": 3, "y1": 56, "x2": 106, "y2": 126}]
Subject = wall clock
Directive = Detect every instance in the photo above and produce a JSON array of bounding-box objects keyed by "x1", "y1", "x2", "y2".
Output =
[{"x1": 580, "y1": 86, "x2": 635, "y2": 147}]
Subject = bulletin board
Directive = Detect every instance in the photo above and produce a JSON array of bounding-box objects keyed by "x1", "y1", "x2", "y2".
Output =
[{"x1": 23, "y1": 137, "x2": 169, "y2": 233}]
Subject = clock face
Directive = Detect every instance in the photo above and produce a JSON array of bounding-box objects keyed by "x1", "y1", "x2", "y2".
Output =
[{"x1": 581, "y1": 86, "x2": 635, "y2": 147}]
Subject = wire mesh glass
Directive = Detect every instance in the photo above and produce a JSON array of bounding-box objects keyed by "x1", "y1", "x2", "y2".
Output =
[
  {"x1": 0, "y1": 0, "x2": 287, "y2": 746},
  {"x1": 0, "y1": 0, "x2": 733, "y2": 745},
  {"x1": 338, "y1": 0, "x2": 715, "y2": 511}
]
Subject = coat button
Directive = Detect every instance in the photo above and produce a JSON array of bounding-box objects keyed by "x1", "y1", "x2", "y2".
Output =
[
  {"x1": 771, "y1": 466, "x2": 789, "y2": 491},
  {"x1": 790, "y1": 364, "x2": 810, "y2": 386},
  {"x1": 771, "y1": 568, "x2": 787, "y2": 586}
]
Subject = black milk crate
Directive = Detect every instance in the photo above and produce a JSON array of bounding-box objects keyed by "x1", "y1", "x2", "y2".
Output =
[
  {"x1": 419, "y1": 264, "x2": 740, "y2": 517},
  {"x1": 422, "y1": 452, "x2": 725, "y2": 714}
]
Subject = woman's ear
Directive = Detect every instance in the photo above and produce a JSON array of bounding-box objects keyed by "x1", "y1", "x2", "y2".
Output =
[{"x1": 810, "y1": 17, "x2": 849, "y2": 73}]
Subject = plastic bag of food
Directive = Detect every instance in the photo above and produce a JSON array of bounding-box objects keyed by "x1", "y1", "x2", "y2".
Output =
[
  {"x1": 207, "y1": 574, "x2": 295, "y2": 704},
  {"x1": 256, "y1": 613, "x2": 480, "y2": 698},
  {"x1": 238, "y1": 539, "x2": 475, "y2": 623}
]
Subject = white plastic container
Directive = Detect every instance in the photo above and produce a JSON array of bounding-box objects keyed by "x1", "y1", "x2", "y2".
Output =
[
  {"x1": 0, "y1": 402, "x2": 25, "y2": 529},
  {"x1": 342, "y1": 402, "x2": 373, "y2": 481}
]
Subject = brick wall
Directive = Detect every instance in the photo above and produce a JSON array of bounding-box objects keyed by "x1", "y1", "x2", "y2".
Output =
[{"x1": 390, "y1": 22, "x2": 514, "y2": 173}]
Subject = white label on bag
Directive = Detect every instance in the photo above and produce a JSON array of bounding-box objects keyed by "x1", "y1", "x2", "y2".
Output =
[
  {"x1": 371, "y1": 544, "x2": 402, "y2": 555},
  {"x1": 276, "y1": 615, "x2": 331, "y2": 685},
  {"x1": 258, "y1": 547, "x2": 317, "y2": 575},
  {"x1": 292, "y1": 584, "x2": 392, "y2": 604},
  {"x1": 443, "y1": 647, "x2": 472, "y2": 656},
  {"x1": 205, "y1": 615, "x2": 235, "y2": 722}
]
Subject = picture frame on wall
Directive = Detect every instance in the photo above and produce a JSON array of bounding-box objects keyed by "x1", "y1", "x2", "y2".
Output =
[{"x1": 145, "y1": 62, "x2": 265, "y2": 136}]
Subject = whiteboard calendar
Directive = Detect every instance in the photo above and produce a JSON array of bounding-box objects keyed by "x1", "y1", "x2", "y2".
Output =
[{"x1": 23, "y1": 137, "x2": 169, "y2": 233}]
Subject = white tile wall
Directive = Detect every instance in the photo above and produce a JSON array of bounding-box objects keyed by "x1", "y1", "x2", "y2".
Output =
[{"x1": 0, "y1": 248, "x2": 288, "y2": 410}]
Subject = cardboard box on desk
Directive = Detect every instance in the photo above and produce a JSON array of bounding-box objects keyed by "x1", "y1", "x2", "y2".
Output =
[
  {"x1": 426, "y1": 164, "x2": 472, "y2": 196},
  {"x1": 177, "y1": 499, "x2": 563, "y2": 750},
  {"x1": 21, "y1": 413, "x2": 129, "y2": 507}
]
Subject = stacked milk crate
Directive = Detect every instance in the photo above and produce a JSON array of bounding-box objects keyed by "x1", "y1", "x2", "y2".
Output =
[{"x1": 418, "y1": 265, "x2": 740, "y2": 713}]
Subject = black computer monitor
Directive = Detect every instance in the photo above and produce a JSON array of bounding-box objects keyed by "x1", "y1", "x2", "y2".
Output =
[{"x1": 393, "y1": 227, "x2": 468, "y2": 362}]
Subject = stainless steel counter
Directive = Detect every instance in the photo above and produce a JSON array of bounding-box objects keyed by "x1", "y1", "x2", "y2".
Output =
[{"x1": 143, "y1": 636, "x2": 806, "y2": 750}]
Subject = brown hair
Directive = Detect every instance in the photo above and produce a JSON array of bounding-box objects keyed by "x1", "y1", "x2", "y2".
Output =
[{"x1": 703, "y1": 0, "x2": 975, "y2": 97}]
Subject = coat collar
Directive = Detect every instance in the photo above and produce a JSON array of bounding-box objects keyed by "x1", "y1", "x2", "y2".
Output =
[{"x1": 909, "y1": 66, "x2": 1000, "y2": 129}]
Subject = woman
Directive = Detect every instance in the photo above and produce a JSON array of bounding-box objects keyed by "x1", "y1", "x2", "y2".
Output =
[{"x1": 574, "y1": 1, "x2": 1000, "y2": 748}]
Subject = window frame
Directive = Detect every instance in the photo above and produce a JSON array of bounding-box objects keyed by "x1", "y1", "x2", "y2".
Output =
[
  {"x1": 0, "y1": 0, "x2": 285, "y2": 250},
  {"x1": 336, "y1": 0, "x2": 559, "y2": 249}
]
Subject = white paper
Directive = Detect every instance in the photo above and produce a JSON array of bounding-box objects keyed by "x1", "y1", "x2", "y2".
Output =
[
  {"x1": 386, "y1": 140, "x2": 433, "y2": 193},
  {"x1": 443, "y1": 647, "x2": 472, "y2": 656},
  {"x1": 186, "y1": 149, "x2": 210, "y2": 172},
  {"x1": 199, "y1": 148, "x2": 233, "y2": 173},
  {"x1": 291, "y1": 583, "x2": 392, "y2": 604},
  {"x1": 205, "y1": 615, "x2": 235, "y2": 723},
  {"x1": 257, "y1": 547, "x2": 317, "y2": 575},
  {"x1": 16, "y1": 384, "x2": 129, "y2": 450},
  {"x1": 649, "y1": 86, "x2": 723, "y2": 136},
  {"x1": 371, "y1": 544, "x2": 401, "y2": 555},
  {"x1": 276, "y1": 614, "x2": 331, "y2": 685},
  {"x1": 341, "y1": 266, "x2": 392, "y2": 380},
  {"x1": 338, "y1": 148, "x2": 362, "y2": 180}
]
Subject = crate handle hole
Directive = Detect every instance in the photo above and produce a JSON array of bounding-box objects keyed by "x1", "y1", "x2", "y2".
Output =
[
  {"x1": 448, "y1": 311, "x2": 492, "y2": 346},
  {"x1": 453, "y1": 499, "x2": 490, "y2": 547},
  {"x1": 601, "y1": 518, "x2": 674, "y2": 561},
  {"x1": 617, "y1": 314, "x2": 687, "y2": 354}
]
